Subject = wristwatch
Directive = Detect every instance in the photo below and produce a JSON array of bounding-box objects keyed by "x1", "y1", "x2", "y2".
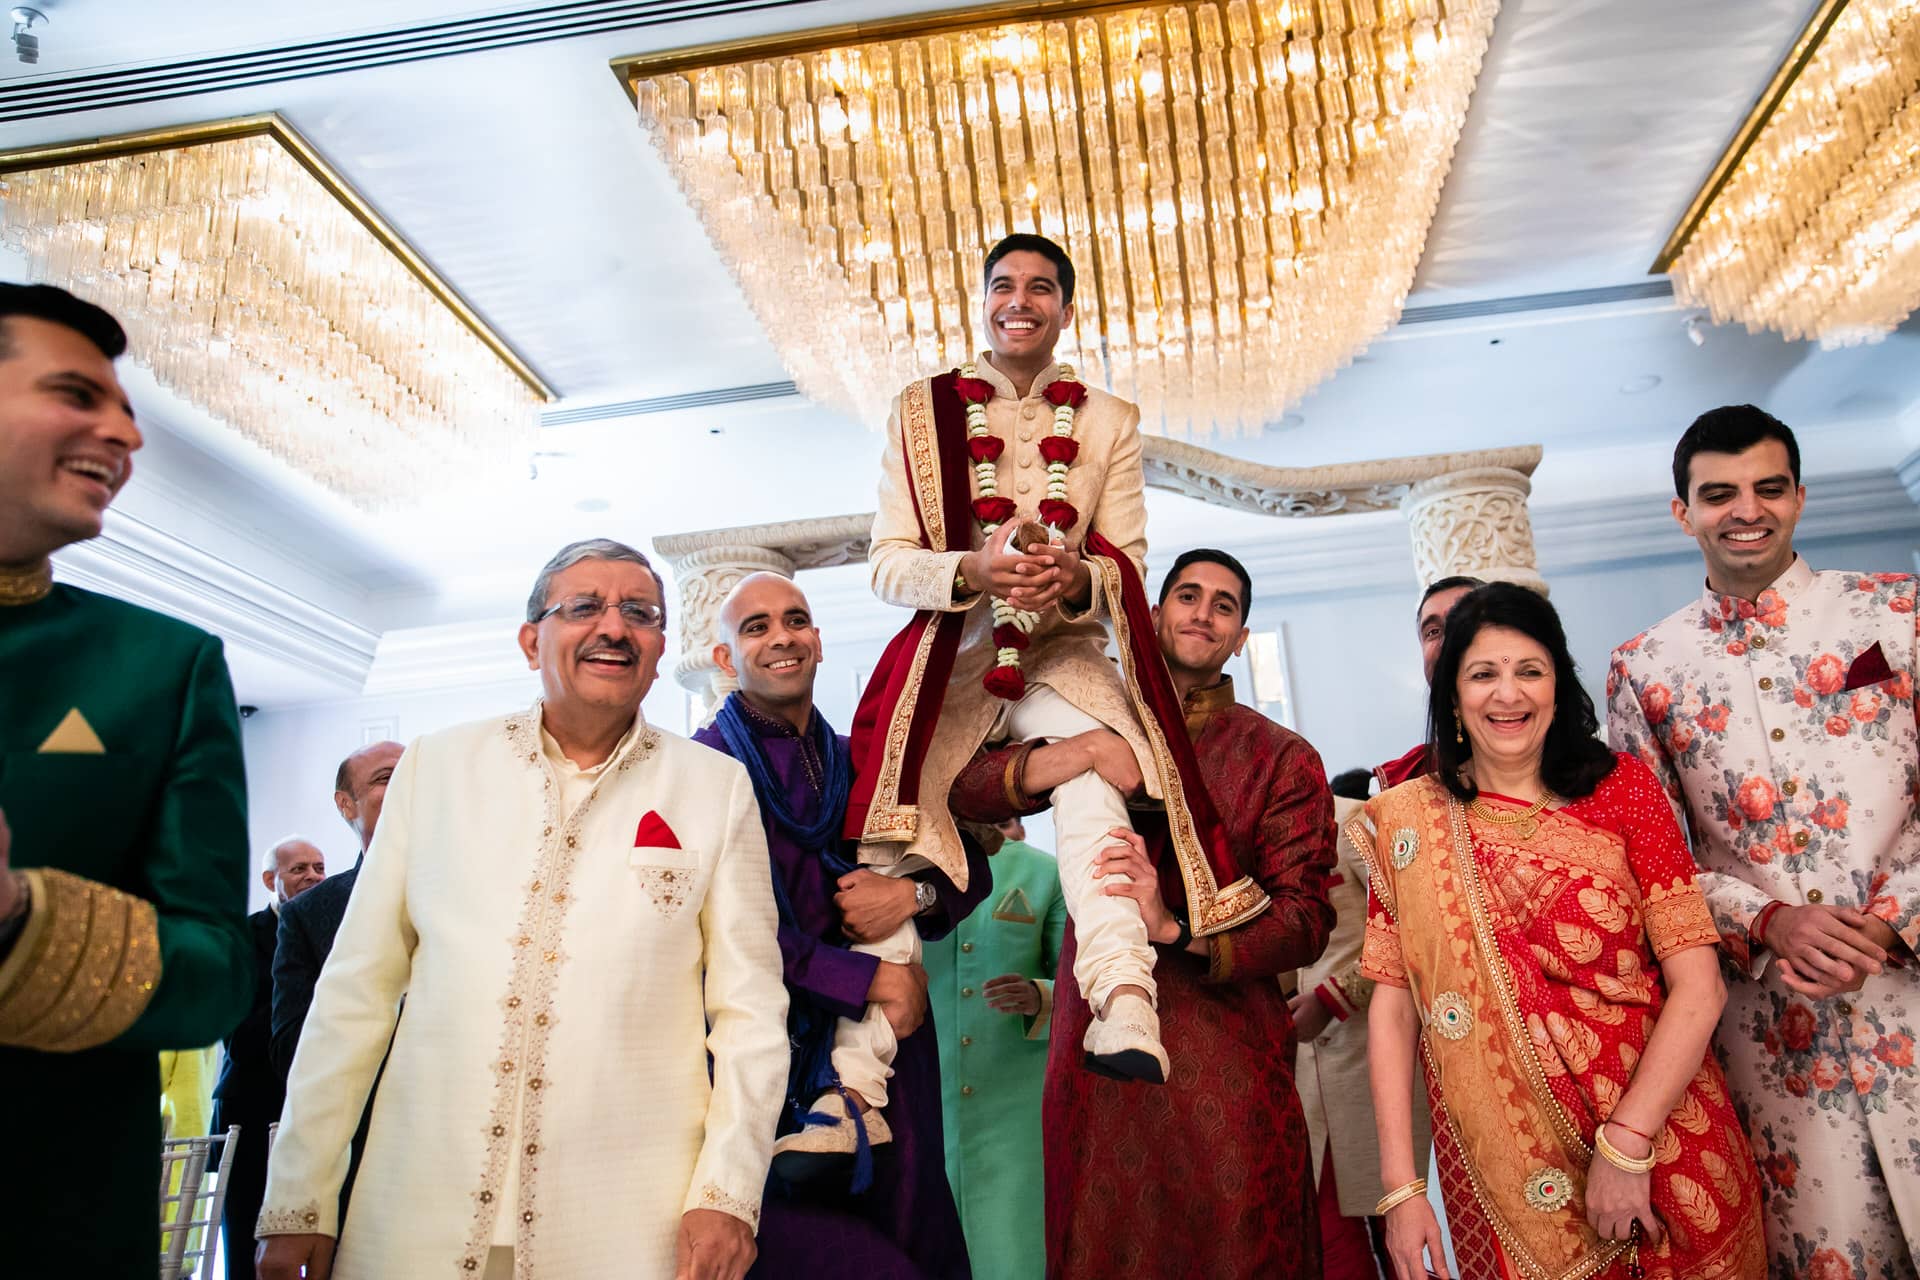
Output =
[
  {"x1": 913, "y1": 879, "x2": 939, "y2": 916},
  {"x1": 1167, "y1": 909, "x2": 1193, "y2": 949}
]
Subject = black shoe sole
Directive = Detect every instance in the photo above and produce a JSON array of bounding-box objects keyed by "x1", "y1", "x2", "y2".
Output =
[{"x1": 1083, "y1": 1048, "x2": 1167, "y2": 1084}]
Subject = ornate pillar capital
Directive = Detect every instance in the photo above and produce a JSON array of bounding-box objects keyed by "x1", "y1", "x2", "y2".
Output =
[
  {"x1": 1400, "y1": 466, "x2": 1548, "y2": 594},
  {"x1": 652, "y1": 514, "x2": 873, "y2": 714}
]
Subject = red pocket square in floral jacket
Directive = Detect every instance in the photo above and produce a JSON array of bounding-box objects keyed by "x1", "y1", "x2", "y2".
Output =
[
  {"x1": 633, "y1": 810, "x2": 681, "y2": 850},
  {"x1": 1844, "y1": 642, "x2": 1896, "y2": 691}
]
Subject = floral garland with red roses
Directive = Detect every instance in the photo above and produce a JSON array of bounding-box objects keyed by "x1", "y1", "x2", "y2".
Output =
[{"x1": 954, "y1": 361, "x2": 1086, "y2": 700}]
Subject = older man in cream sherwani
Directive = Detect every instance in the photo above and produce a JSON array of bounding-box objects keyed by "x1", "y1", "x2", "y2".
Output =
[{"x1": 257, "y1": 540, "x2": 789, "y2": 1280}]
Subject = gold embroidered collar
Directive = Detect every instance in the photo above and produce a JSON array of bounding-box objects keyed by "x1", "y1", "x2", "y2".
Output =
[
  {"x1": 1182, "y1": 675, "x2": 1236, "y2": 738},
  {"x1": 0, "y1": 559, "x2": 53, "y2": 607},
  {"x1": 972, "y1": 351, "x2": 1067, "y2": 402}
]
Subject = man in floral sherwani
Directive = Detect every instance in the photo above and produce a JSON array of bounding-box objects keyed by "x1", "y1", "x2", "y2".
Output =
[{"x1": 1608, "y1": 405, "x2": 1920, "y2": 1280}]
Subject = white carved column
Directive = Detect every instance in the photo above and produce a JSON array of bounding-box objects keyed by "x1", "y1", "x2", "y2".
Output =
[
  {"x1": 662, "y1": 544, "x2": 796, "y2": 715},
  {"x1": 652, "y1": 514, "x2": 874, "y2": 718},
  {"x1": 1400, "y1": 466, "x2": 1548, "y2": 594}
]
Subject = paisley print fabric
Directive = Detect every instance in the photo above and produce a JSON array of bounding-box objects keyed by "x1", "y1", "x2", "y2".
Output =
[{"x1": 1358, "y1": 760, "x2": 1765, "y2": 1279}]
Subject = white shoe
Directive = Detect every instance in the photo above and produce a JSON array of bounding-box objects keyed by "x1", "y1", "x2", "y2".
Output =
[
  {"x1": 770, "y1": 1091, "x2": 892, "y2": 1184},
  {"x1": 1083, "y1": 992, "x2": 1169, "y2": 1084}
]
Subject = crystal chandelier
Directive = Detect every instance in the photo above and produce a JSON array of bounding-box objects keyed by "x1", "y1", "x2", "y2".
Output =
[
  {"x1": 1657, "y1": 0, "x2": 1920, "y2": 348},
  {"x1": 617, "y1": 0, "x2": 1498, "y2": 438},
  {"x1": 0, "y1": 115, "x2": 551, "y2": 507}
]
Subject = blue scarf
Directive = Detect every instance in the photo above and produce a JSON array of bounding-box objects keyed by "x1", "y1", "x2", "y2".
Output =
[
  {"x1": 712, "y1": 692, "x2": 873, "y2": 1192},
  {"x1": 713, "y1": 692, "x2": 853, "y2": 865}
]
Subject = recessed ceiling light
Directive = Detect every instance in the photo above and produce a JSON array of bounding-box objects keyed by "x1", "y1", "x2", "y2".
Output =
[
  {"x1": 575, "y1": 498, "x2": 611, "y2": 513},
  {"x1": 1619, "y1": 374, "x2": 1662, "y2": 394}
]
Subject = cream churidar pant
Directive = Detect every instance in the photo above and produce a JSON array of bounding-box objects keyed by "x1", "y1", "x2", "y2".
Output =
[{"x1": 833, "y1": 685, "x2": 1152, "y2": 1106}]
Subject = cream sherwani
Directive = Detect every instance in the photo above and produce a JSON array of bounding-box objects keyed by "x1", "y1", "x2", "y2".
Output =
[
  {"x1": 864, "y1": 357, "x2": 1168, "y2": 1024},
  {"x1": 1294, "y1": 797, "x2": 1430, "y2": 1215},
  {"x1": 867, "y1": 356, "x2": 1156, "y2": 887},
  {"x1": 258, "y1": 703, "x2": 789, "y2": 1279}
]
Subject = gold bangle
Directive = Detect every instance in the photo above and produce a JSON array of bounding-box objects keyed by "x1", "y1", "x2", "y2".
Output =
[
  {"x1": 1374, "y1": 1178, "x2": 1428, "y2": 1215},
  {"x1": 1594, "y1": 1127, "x2": 1657, "y2": 1174}
]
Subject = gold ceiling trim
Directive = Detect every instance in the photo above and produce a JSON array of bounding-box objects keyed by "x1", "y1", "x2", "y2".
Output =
[
  {"x1": 0, "y1": 113, "x2": 554, "y2": 401},
  {"x1": 614, "y1": 0, "x2": 1234, "y2": 89},
  {"x1": 1650, "y1": 0, "x2": 1850, "y2": 273}
]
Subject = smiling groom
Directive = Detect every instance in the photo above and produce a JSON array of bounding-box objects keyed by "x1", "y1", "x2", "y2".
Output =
[
  {"x1": 844, "y1": 233, "x2": 1271, "y2": 1111},
  {"x1": 257, "y1": 539, "x2": 789, "y2": 1280}
]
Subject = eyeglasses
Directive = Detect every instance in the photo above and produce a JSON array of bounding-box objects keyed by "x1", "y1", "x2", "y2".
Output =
[{"x1": 536, "y1": 595, "x2": 666, "y2": 631}]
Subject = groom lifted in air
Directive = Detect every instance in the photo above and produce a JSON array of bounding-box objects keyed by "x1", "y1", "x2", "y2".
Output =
[{"x1": 830, "y1": 233, "x2": 1271, "y2": 1130}]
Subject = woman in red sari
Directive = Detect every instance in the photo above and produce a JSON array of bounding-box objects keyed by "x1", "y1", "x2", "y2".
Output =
[{"x1": 1352, "y1": 584, "x2": 1765, "y2": 1280}]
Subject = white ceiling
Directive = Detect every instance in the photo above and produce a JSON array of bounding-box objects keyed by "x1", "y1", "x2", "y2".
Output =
[{"x1": 7, "y1": 0, "x2": 1920, "y2": 704}]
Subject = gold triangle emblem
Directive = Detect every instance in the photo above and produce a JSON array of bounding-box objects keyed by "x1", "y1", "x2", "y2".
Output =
[
  {"x1": 991, "y1": 886, "x2": 1037, "y2": 924},
  {"x1": 38, "y1": 708, "x2": 106, "y2": 754}
]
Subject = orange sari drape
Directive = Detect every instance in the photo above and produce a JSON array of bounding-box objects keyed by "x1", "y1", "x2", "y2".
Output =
[{"x1": 1351, "y1": 755, "x2": 1766, "y2": 1280}]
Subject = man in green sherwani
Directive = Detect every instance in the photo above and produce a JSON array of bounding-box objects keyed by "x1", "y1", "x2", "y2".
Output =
[
  {"x1": 0, "y1": 283, "x2": 253, "y2": 1276},
  {"x1": 923, "y1": 815, "x2": 1064, "y2": 1280}
]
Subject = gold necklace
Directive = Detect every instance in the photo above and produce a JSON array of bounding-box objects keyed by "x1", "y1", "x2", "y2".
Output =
[
  {"x1": 1469, "y1": 791, "x2": 1556, "y2": 839},
  {"x1": 0, "y1": 559, "x2": 53, "y2": 607}
]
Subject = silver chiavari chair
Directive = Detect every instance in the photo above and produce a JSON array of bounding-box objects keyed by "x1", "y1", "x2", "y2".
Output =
[{"x1": 159, "y1": 1124, "x2": 239, "y2": 1280}]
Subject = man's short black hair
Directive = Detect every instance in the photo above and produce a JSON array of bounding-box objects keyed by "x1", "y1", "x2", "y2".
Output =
[
  {"x1": 1158, "y1": 548, "x2": 1253, "y2": 620},
  {"x1": 1329, "y1": 768, "x2": 1372, "y2": 802},
  {"x1": 983, "y1": 234, "x2": 1075, "y2": 306},
  {"x1": 0, "y1": 283, "x2": 127, "y2": 360},
  {"x1": 1418, "y1": 575, "x2": 1484, "y2": 613},
  {"x1": 1672, "y1": 404, "x2": 1800, "y2": 500}
]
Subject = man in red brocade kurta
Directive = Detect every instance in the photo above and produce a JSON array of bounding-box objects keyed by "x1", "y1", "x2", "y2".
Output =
[{"x1": 952, "y1": 549, "x2": 1336, "y2": 1279}]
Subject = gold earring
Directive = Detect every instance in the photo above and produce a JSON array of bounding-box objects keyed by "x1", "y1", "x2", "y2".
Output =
[{"x1": 1454, "y1": 711, "x2": 1464, "y2": 745}]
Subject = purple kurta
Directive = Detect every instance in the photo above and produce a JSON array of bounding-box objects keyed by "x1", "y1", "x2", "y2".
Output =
[{"x1": 696, "y1": 709, "x2": 981, "y2": 1280}]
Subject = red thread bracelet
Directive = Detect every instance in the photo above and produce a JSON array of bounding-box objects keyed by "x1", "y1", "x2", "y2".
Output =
[
  {"x1": 1752, "y1": 901, "x2": 1786, "y2": 949},
  {"x1": 1606, "y1": 1119, "x2": 1654, "y2": 1145}
]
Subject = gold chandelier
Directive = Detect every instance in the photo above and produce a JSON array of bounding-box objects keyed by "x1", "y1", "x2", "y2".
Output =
[
  {"x1": 0, "y1": 115, "x2": 552, "y2": 507},
  {"x1": 616, "y1": 0, "x2": 1498, "y2": 438},
  {"x1": 1655, "y1": 0, "x2": 1920, "y2": 348}
]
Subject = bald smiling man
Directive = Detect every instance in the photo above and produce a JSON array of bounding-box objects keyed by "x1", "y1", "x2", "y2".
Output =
[{"x1": 695, "y1": 572, "x2": 979, "y2": 1279}]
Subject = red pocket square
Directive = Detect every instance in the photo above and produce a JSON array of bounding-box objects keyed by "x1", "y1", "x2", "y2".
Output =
[
  {"x1": 634, "y1": 811, "x2": 681, "y2": 849},
  {"x1": 1844, "y1": 642, "x2": 1895, "y2": 691}
]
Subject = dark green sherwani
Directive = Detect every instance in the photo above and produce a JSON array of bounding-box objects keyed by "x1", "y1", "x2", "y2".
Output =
[
  {"x1": 0, "y1": 576, "x2": 253, "y2": 1277},
  {"x1": 923, "y1": 838, "x2": 1064, "y2": 1280}
]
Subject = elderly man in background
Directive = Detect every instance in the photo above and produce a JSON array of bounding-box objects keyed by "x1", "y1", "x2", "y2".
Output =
[
  {"x1": 269, "y1": 741, "x2": 403, "y2": 1234},
  {"x1": 271, "y1": 745, "x2": 402, "y2": 1078},
  {"x1": 212, "y1": 836, "x2": 325, "y2": 1278},
  {"x1": 258, "y1": 539, "x2": 789, "y2": 1280}
]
